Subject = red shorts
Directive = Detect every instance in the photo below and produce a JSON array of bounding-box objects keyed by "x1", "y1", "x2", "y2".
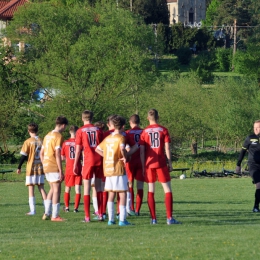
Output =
[
  {"x1": 125, "y1": 163, "x2": 144, "y2": 182},
  {"x1": 82, "y1": 165, "x2": 103, "y2": 180},
  {"x1": 145, "y1": 166, "x2": 171, "y2": 183},
  {"x1": 65, "y1": 174, "x2": 82, "y2": 187}
]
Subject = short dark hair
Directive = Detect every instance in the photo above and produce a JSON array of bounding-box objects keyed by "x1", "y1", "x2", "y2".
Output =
[
  {"x1": 82, "y1": 110, "x2": 94, "y2": 122},
  {"x1": 28, "y1": 123, "x2": 38, "y2": 133},
  {"x1": 94, "y1": 121, "x2": 106, "y2": 130},
  {"x1": 129, "y1": 114, "x2": 140, "y2": 124},
  {"x1": 112, "y1": 115, "x2": 126, "y2": 130},
  {"x1": 56, "y1": 116, "x2": 68, "y2": 126},
  {"x1": 106, "y1": 114, "x2": 117, "y2": 124},
  {"x1": 148, "y1": 109, "x2": 159, "y2": 121},
  {"x1": 69, "y1": 125, "x2": 78, "y2": 133}
]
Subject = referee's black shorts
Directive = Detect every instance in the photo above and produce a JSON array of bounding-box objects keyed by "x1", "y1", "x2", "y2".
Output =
[{"x1": 249, "y1": 164, "x2": 260, "y2": 184}]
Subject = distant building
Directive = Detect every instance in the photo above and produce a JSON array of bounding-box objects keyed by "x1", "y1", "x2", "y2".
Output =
[
  {"x1": 167, "y1": 0, "x2": 206, "y2": 26},
  {"x1": 0, "y1": 0, "x2": 27, "y2": 37}
]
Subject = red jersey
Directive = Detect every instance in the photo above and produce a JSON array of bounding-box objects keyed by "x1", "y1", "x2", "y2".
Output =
[
  {"x1": 75, "y1": 124, "x2": 103, "y2": 166},
  {"x1": 125, "y1": 126, "x2": 143, "y2": 163},
  {"x1": 103, "y1": 129, "x2": 114, "y2": 138},
  {"x1": 139, "y1": 124, "x2": 171, "y2": 168},
  {"x1": 61, "y1": 138, "x2": 82, "y2": 175}
]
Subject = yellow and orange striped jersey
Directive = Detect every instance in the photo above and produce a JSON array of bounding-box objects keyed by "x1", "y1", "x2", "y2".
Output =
[
  {"x1": 97, "y1": 133, "x2": 126, "y2": 177},
  {"x1": 42, "y1": 131, "x2": 64, "y2": 173},
  {"x1": 20, "y1": 136, "x2": 43, "y2": 176}
]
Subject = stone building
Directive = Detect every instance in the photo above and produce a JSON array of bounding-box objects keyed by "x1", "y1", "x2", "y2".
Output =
[{"x1": 167, "y1": 0, "x2": 206, "y2": 26}]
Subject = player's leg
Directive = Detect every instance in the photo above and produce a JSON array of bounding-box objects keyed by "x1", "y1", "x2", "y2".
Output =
[
  {"x1": 159, "y1": 167, "x2": 181, "y2": 225},
  {"x1": 107, "y1": 191, "x2": 116, "y2": 224},
  {"x1": 146, "y1": 168, "x2": 157, "y2": 224},
  {"x1": 101, "y1": 179, "x2": 107, "y2": 219},
  {"x1": 38, "y1": 184, "x2": 47, "y2": 200},
  {"x1": 126, "y1": 164, "x2": 135, "y2": 213},
  {"x1": 135, "y1": 180, "x2": 144, "y2": 215},
  {"x1": 74, "y1": 181, "x2": 81, "y2": 212},
  {"x1": 94, "y1": 176, "x2": 103, "y2": 220},
  {"x1": 64, "y1": 186, "x2": 71, "y2": 212},
  {"x1": 83, "y1": 179, "x2": 91, "y2": 222},
  {"x1": 27, "y1": 185, "x2": 36, "y2": 215},
  {"x1": 251, "y1": 166, "x2": 260, "y2": 212},
  {"x1": 51, "y1": 182, "x2": 63, "y2": 220},
  {"x1": 91, "y1": 176, "x2": 98, "y2": 215},
  {"x1": 43, "y1": 180, "x2": 53, "y2": 219},
  {"x1": 135, "y1": 165, "x2": 145, "y2": 215}
]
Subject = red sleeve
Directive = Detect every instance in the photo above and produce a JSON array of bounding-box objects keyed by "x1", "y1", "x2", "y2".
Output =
[
  {"x1": 164, "y1": 128, "x2": 171, "y2": 143},
  {"x1": 75, "y1": 129, "x2": 82, "y2": 146}
]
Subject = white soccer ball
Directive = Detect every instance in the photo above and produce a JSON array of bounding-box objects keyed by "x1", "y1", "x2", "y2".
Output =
[{"x1": 179, "y1": 174, "x2": 186, "y2": 180}]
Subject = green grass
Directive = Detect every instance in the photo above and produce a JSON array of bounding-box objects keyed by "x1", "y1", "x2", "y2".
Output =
[{"x1": 1, "y1": 174, "x2": 259, "y2": 259}]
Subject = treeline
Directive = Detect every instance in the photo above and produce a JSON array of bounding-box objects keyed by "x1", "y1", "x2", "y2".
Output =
[{"x1": 0, "y1": 0, "x2": 260, "y2": 160}]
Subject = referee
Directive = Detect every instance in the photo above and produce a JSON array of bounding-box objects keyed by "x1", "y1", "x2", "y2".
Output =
[{"x1": 236, "y1": 120, "x2": 260, "y2": 212}]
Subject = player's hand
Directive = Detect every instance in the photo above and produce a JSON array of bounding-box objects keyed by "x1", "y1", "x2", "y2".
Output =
[
  {"x1": 168, "y1": 164, "x2": 173, "y2": 172},
  {"x1": 17, "y1": 169, "x2": 21, "y2": 174},
  {"x1": 235, "y1": 166, "x2": 241, "y2": 174},
  {"x1": 59, "y1": 172, "x2": 64, "y2": 182},
  {"x1": 73, "y1": 165, "x2": 77, "y2": 175},
  {"x1": 119, "y1": 157, "x2": 127, "y2": 164}
]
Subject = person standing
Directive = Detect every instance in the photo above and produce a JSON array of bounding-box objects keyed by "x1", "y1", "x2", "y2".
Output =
[
  {"x1": 61, "y1": 125, "x2": 82, "y2": 213},
  {"x1": 95, "y1": 115, "x2": 132, "y2": 226},
  {"x1": 73, "y1": 110, "x2": 103, "y2": 222},
  {"x1": 40, "y1": 116, "x2": 68, "y2": 221},
  {"x1": 236, "y1": 120, "x2": 260, "y2": 212},
  {"x1": 139, "y1": 109, "x2": 180, "y2": 225},
  {"x1": 125, "y1": 114, "x2": 144, "y2": 216},
  {"x1": 17, "y1": 123, "x2": 47, "y2": 215}
]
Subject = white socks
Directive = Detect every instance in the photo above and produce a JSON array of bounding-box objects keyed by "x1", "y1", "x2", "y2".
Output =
[
  {"x1": 29, "y1": 197, "x2": 35, "y2": 214},
  {"x1": 52, "y1": 203, "x2": 60, "y2": 218},
  {"x1": 107, "y1": 201, "x2": 114, "y2": 222},
  {"x1": 119, "y1": 205, "x2": 126, "y2": 222},
  {"x1": 44, "y1": 199, "x2": 52, "y2": 215},
  {"x1": 92, "y1": 197, "x2": 98, "y2": 213},
  {"x1": 126, "y1": 192, "x2": 131, "y2": 212}
]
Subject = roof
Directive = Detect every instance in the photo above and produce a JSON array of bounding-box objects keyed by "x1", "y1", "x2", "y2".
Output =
[
  {"x1": 167, "y1": 0, "x2": 177, "y2": 3},
  {"x1": 0, "y1": 0, "x2": 27, "y2": 20}
]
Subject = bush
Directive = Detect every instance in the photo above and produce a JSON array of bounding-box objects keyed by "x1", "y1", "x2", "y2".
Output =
[
  {"x1": 215, "y1": 48, "x2": 232, "y2": 72},
  {"x1": 190, "y1": 51, "x2": 217, "y2": 83},
  {"x1": 0, "y1": 147, "x2": 18, "y2": 164},
  {"x1": 176, "y1": 47, "x2": 192, "y2": 65}
]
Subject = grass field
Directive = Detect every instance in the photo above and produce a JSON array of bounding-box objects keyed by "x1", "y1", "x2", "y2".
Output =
[{"x1": 1, "y1": 173, "x2": 260, "y2": 260}]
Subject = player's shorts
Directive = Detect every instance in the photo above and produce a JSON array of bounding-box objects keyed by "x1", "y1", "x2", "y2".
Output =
[
  {"x1": 145, "y1": 166, "x2": 171, "y2": 183},
  {"x1": 26, "y1": 174, "x2": 45, "y2": 186},
  {"x1": 249, "y1": 164, "x2": 260, "y2": 184},
  {"x1": 65, "y1": 174, "x2": 82, "y2": 187},
  {"x1": 45, "y1": 172, "x2": 61, "y2": 183},
  {"x1": 82, "y1": 165, "x2": 103, "y2": 180},
  {"x1": 125, "y1": 162, "x2": 144, "y2": 182},
  {"x1": 104, "y1": 175, "x2": 128, "y2": 192}
]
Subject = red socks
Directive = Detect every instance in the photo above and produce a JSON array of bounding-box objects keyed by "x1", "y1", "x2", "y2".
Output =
[
  {"x1": 136, "y1": 189, "x2": 143, "y2": 213},
  {"x1": 102, "y1": 191, "x2": 108, "y2": 214},
  {"x1": 84, "y1": 195, "x2": 90, "y2": 218},
  {"x1": 147, "y1": 192, "x2": 156, "y2": 219},
  {"x1": 74, "y1": 193, "x2": 81, "y2": 210},
  {"x1": 97, "y1": 191, "x2": 103, "y2": 216},
  {"x1": 165, "y1": 192, "x2": 173, "y2": 219},
  {"x1": 64, "y1": 192, "x2": 70, "y2": 208}
]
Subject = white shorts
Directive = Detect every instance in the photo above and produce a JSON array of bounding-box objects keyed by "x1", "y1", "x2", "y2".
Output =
[
  {"x1": 26, "y1": 174, "x2": 45, "y2": 186},
  {"x1": 45, "y1": 172, "x2": 60, "y2": 183},
  {"x1": 104, "y1": 175, "x2": 128, "y2": 192}
]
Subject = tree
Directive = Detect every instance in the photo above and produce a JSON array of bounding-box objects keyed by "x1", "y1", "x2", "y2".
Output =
[{"x1": 7, "y1": 1, "x2": 156, "y2": 134}]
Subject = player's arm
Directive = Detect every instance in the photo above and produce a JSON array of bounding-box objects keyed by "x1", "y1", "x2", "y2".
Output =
[
  {"x1": 140, "y1": 145, "x2": 145, "y2": 176},
  {"x1": 120, "y1": 146, "x2": 127, "y2": 164},
  {"x1": 165, "y1": 142, "x2": 173, "y2": 172},
  {"x1": 236, "y1": 137, "x2": 250, "y2": 173},
  {"x1": 95, "y1": 146, "x2": 104, "y2": 157},
  {"x1": 73, "y1": 145, "x2": 82, "y2": 174},
  {"x1": 127, "y1": 144, "x2": 139, "y2": 156},
  {"x1": 55, "y1": 148, "x2": 64, "y2": 181},
  {"x1": 236, "y1": 147, "x2": 247, "y2": 173},
  {"x1": 17, "y1": 155, "x2": 27, "y2": 174}
]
